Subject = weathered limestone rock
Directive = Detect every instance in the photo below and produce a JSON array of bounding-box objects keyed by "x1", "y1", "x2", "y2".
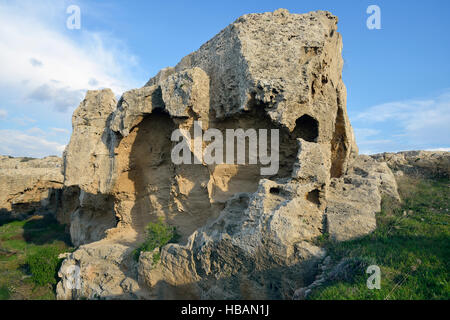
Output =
[
  {"x1": 138, "y1": 180, "x2": 327, "y2": 299},
  {"x1": 56, "y1": 9, "x2": 398, "y2": 300},
  {"x1": 293, "y1": 139, "x2": 331, "y2": 186},
  {"x1": 110, "y1": 85, "x2": 164, "y2": 137},
  {"x1": 325, "y1": 155, "x2": 399, "y2": 242},
  {"x1": 161, "y1": 67, "x2": 210, "y2": 119},
  {"x1": 63, "y1": 89, "x2": 117, "y2": 195},
  {"x1": 57, "y1": 240, "x2": 146, "y2": 300},
  {"x1": 372, "y1": 151, "x2": 450, "y2": 178},
  {"x1": 69, "y1": 190, "x2": 116, "y2": 247},
  {"x1": 62, "y1": 89, "x2": 118, "y2": 245},
  {"x1": 0, "y1": 156, "x2": 63, "y2": 216}
]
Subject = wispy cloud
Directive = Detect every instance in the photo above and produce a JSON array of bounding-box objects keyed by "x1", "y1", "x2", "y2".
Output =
[
  {"x1": 50, "y1": 127, "x2": 70, "y2": 134},
  {"x1": 352, "y1": 90, "x2": 450, "y2": 154},
  {"x1": 0, "y1": 1, "x2": 143, "y2": 157},
  {"x1": 27, "y1": 84, "x2": 85, "y2": 113},
  {"x1": 0, "y1": 129, "x2": 66, "y2": 158},
  {"x1": 11, "y1": 116, "x2": 37, "y2": 127},
  {"x1": 425, "y1": 147, "x2": 450, "y2": 152},
  {"x1": 0, "y1": 1, "x2": 141, "y2": 113},
  {"x1": 29, "y1": 58, "x2": 44, "y2": 68}
]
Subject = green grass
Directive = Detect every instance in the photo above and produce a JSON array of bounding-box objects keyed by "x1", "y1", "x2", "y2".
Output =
[
  {"x1": 0, "y1": 215, "x2": 72, "y2": 300},
  {"x1": 0, "y1": 285, "x2": 10, "y2": 300},
  {"x1": 133, "y1": 217, "x2": 179, "y2": 263},
  {"x1": 309, "y1": 176, "x2": 450, "y2": 300}
]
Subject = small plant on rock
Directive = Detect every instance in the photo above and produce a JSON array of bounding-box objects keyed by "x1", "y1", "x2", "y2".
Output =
[{"x1": 133, "y1": 218, "x2": 179, "y2": 263}]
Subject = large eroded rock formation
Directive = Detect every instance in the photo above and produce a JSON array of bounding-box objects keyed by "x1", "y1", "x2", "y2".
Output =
[
  {"x1": 0, "y1": 156, "x2": 63, "y2": 217},
  {"x1": 56, "y1": 9, "x2": 400, "y2": 299}
]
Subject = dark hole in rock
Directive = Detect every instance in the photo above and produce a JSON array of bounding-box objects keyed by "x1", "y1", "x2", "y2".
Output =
[
  {"x1": 354, "y1": 167, "x2": 369, "y2": 178},
  {"x1": 292, "y1": 114, "x2": 319, "y2": 143},
  {"x1": 270, "y1": 187, "x2": 281, "y2": 195},
  {"x1": 306, "y1": 189, "x2": 320, "y2": 205}
]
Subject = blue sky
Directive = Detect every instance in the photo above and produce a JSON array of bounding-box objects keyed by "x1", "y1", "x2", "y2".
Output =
[{"x1": 0, "y1": 0, "x2": 449, "y2": 157}]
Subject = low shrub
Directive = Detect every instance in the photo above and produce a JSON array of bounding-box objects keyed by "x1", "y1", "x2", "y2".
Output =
[
  {"x1": 25, "y1": 246, "x2": 62, "y2": 286},
  {"x1": 133, "y1": 218, "x2": 179, "y2": 262},
  {"x1": 0, "y1": 285, "x2": 10, "y2": 300},
  {"x1": 327, "y1": 256, "x2": 376, "y2": 283}
]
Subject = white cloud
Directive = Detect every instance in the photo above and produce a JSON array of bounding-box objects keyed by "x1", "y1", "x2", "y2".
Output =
[
  {"x1": 425, "y1": 147, "x2": 450, "y2": 152},
  {"x1": 0, "y1": 129, "x2": 65, "y2": 158},
  {"x1": 12, "y1": 116, "x2": 37, "y2": 127},
  {"x1": 50, "y1": 127, "x2": 70, "y2": 134},
  {"x1": 352, "y1": 90, "x2": 450, "y2": 154},
  {"x1": 0, "y1": 1, "x2": 141, "y2": 113},
  {"x1": 0, "y1": 1, "x2": 143, "y2": 158},
  {"x1": 26, "y1": 127, "x2": 47, "y2": 135},
  {"x1": 353, "y1": 128, "x2": 380, "y2": 139},
  {"x1": 29, "y1": 58, "x2": 43, "y2": 67},
  {"x1": 27, "y1": 83, "x2": 85, "y2": 112}
]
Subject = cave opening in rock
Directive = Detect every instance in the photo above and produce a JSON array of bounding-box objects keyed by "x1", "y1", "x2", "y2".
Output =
[
  {"x1": 113, "y1": 107, "x2": 305, "y2": 243},
  {"x1": 210, "y1": 108, "x2": 301, "y2": 181},
  {"x1": 291, "y1": 114, "x2": 319, "y2": 143}
]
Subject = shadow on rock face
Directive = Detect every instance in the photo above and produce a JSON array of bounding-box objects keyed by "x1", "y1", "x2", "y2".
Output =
[
  {"x1": 0, "y1": 207, "x2": 72, "y2": 245},
  {"x1": 112, "y1": 106, "x2": 320, "y2": 245},
  {"x1": 97, "y1": 254, "x2": 322, "y2": 300},
  {"x1": 22, "y1": 215, "x2": 72, "y2": 246}
]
